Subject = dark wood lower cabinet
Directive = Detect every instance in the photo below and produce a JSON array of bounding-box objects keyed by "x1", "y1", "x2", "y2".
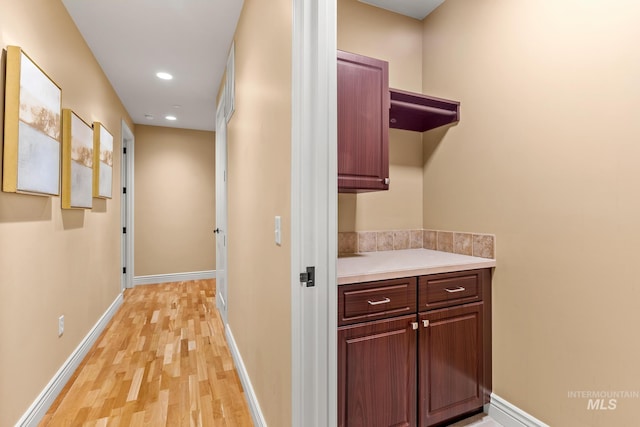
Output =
[
  {"x1": 418, "y1": 303, "x2": 484, "y2": 427},
  {"x1": 338, "y1": 315, "x2": 417, "y2": 427},
  {"x1": 338, "y1": 269, "x2": 491, "y2": 427}
]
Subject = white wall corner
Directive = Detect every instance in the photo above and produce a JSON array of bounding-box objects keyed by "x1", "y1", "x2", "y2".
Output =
[
  {"x1": 133, "y1": 270, "x2": 216, "y2": 286},
  {"x1": 16, "y1": 292, "x2": 124, "y2": 427},
  {"x1": 487, "y1": 393, "x2": 550, "y2": 427},
  {"x1": 225, "y1": 324, "x2": 267, "y2": 427}
]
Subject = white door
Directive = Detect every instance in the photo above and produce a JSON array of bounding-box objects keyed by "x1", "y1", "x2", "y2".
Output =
[
  {"x1": 215, "y1": 96, "x2": 228, "y2": 323},
  {"x1": 121, "y1": 120, "x2": 135, "y2": 290}
]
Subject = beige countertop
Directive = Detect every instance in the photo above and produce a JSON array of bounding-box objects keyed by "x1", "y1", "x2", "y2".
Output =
[{"x1": 338, "y1": 249, "x2": 496, "y2": 285}]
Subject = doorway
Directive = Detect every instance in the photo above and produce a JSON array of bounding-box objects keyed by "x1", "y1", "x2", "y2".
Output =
[
  {"x1": 215, "y1": 94, "x2": 228, "y2": 324},
  {"x1": 121, "y1": 120, "x2": 135, "y2": 290}
]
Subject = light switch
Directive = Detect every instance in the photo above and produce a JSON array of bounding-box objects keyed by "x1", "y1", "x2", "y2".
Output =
[{"x1": 275, "y1": 216, "x2": 281, "y2": 245}]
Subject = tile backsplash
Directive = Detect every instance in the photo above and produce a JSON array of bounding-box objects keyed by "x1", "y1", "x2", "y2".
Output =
[{"x1": 339, "y1": 229, "x2": 495, "y2": 259}]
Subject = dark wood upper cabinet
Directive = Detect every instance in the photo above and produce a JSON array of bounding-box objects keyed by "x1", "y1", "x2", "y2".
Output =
[
  {"x1": 337, "y1": 51, "x2": 460, "y2": 191},
  {"x1": 337, "y1": 50, "x2": 389, "y2": 193}
]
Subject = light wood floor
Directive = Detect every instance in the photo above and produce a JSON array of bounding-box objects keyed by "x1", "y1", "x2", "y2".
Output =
[{"x1": 40, "y1": 280, "x2": 252, "y2": 427}]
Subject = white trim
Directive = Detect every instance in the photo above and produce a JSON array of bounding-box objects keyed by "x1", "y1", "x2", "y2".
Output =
[
  {"x1": 16, "y1": 293, "x2": 124, "y2": 427},
  {"x1": 290, "y1": 0, "x2": 337, "y2": 425},
  {"x1": 486, "y1": 393, "x2": 550, "y2": 427},
  {"x1": 225, "y1": 324, "x2": 267, "y2": 427},
  {"x1": 121, "y1": 120, "x2": 135, "y2": 289},
  {"x1": 133, "y1": 270, "x2": 216, "y2": 286},
  {"x1": 224, "y1": 41, "x2": 235, "y2": 122}
]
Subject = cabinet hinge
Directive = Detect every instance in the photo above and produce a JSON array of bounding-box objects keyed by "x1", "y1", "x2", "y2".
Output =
[
  {"x1": 123, "y1": 187, "x2": 126, "y2": 194},
  {"x1": 299, "y1": 266, "x2": 315, "y2": 287},
  {"x1": 123, "y1": 147, "x2": 127, "y2": 154},
  {"x1": 123, "y1": 227, "x2": 126, "y2": 234},
  {"x1": 123, "y1": 267, "x2": 126, "y2": 274}
]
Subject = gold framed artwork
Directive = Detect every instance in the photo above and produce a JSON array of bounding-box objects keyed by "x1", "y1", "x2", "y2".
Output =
[
  {"x1": 92, "y1": 122, "x2": 113, "y2": 199},
  {"x1": 62, "y1": 110, "x2": 93, "y2": 209},
  {"x1": 2, "y1": 46, "x2": 62, "y2": 196}
]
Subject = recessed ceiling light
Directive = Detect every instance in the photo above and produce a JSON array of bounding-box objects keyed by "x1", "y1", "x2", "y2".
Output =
[
  {"x1": 165, "y1": 115, "x2": 177, "y2": 121},
  {"x1": 156, "y1": 72, "x2": 173, "y2": 80}
]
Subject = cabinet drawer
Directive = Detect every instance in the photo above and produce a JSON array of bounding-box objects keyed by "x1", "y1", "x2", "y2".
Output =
[
  {"x1": 338, "y1": 277, "x2": 417, "y2": 326},
  {"x1": 419, "y1": 270, "x2": 483, "y2": 310}
]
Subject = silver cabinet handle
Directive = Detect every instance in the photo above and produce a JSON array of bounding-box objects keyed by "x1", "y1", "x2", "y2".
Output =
[
  {"x1": 368, "y1": 297, "x2": 391, "y2": 306},
  {"x1": 411, "y1": 322, "x2": 419, "y2": 330},
  {"x1": 422, "y1": 319, "x2": 429, "y2": 328},
  {"x1": 383, "y1": 177, "x2": 390, "y2": 185},
  {"x1": 444, "y1": 286, "x2": 466, "y2": 293}
]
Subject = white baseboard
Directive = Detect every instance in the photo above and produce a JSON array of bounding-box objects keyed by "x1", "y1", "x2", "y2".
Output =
[
  {"x1": 133, "y1": 270, "x2": 216, "y2": 286},
  {"x1": 225, "y1": 324, "x2": 267, "y2": 427},
  {"x1": 16, "y1": 293, "x2": 124, "y2": 427},
  {"x1": 486, "y1": 393, "x2": 550, "y2": 427}
]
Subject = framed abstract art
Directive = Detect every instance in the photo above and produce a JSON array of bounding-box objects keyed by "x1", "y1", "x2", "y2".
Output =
[
  {"x1": 2, "y1": 46, "x2": 62, "y2": 196},
  {"x1": 92, "y1": 122, "x2": 113, "y2": 199},
  {"x1": 61, "y1": 109, "x2": 93, "y2": 209}
]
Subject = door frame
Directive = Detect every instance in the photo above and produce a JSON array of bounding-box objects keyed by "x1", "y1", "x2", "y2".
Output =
[
  {"x1": 121, "y1": 120, "x2": 135, "y2": 290},
  {"x1": 215, "y1": 93, "x2": 229, "y2": 324},
  {"x1": 290, "y1": 0, "x2": 337, "y2": 425}
]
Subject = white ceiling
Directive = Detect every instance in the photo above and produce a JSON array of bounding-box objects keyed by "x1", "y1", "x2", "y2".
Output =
[
  {"x1": 61, "y1": 0, "x2": 244, "y2": 132},
  {"x1": 62, "y1": 1, "x2": 442, "y2": 132},
  {"x1": 358, "y1": 0, "x2": 445, "y2": 20}
]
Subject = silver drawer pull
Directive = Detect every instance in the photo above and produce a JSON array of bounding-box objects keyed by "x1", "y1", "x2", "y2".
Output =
[
  {"x1": 368, "y1": 297, "x2": 391, "y2": 306},
  {"x1": 411, "y1": 322, "x2": 419, "y2": 330},
  {"x1": 423, "y1": 319, "x2": 429, "y2": 328},
  {"x1": 444, "y1": 286, "x2": 466, "y2": 293}
]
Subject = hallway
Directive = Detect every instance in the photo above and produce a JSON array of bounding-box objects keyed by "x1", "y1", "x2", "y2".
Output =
[{"x1": 40, "y1": 280, "x2": 252, "y2": 426}]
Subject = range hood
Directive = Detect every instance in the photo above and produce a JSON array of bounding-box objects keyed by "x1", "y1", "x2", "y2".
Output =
[{"x1": 389, "y1": 88, "x2": 460, "y2": 132}]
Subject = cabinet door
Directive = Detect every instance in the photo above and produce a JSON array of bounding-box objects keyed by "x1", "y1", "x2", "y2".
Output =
[
  {"x1": 338, "y1": 315, "x2": 417, "y2": 427},
  {"x1": 337, "y1": 50, "x2": 389, "y2": 192},
  {"x1": 419, "y1": 303, "x2": 484, "y2": 427}
]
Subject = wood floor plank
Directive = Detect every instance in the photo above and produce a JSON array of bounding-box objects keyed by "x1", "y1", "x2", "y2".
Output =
[
  {"x1": 126, "y1": 367, "x2": 145, "y2": 402},
  {"x1": 130, "y1": 411, "x2": 145, "y2": 427},
  {"x1": 40, "y1": 280, "x2": 252, "y2": 427}
]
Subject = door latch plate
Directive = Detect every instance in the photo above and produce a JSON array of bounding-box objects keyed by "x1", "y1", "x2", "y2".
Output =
[{"x1": 299, "y1": 266, "x2": 315, "y2": 287}]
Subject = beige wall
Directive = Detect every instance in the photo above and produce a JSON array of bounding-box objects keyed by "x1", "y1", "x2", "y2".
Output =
[
  {"x1": 224, "y1": 0, "x2": 292, "y2": 425},
  {"x1": 134, "y1": 125, "x2": 215, "y2": 276},
  {"x1": 422, "y1": 1, "x2": 640, "y2": 425},
  {"x1": 337, "y1": 0, "x2": 424, "y2": 232},
  {"x1": 0, "y1": 0, "x2": 132, "y2": 424}
]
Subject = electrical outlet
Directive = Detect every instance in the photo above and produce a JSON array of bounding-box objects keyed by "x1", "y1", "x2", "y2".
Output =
[{"x1": 58, "y1": 315, "x2": 64, "y2": 337}]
